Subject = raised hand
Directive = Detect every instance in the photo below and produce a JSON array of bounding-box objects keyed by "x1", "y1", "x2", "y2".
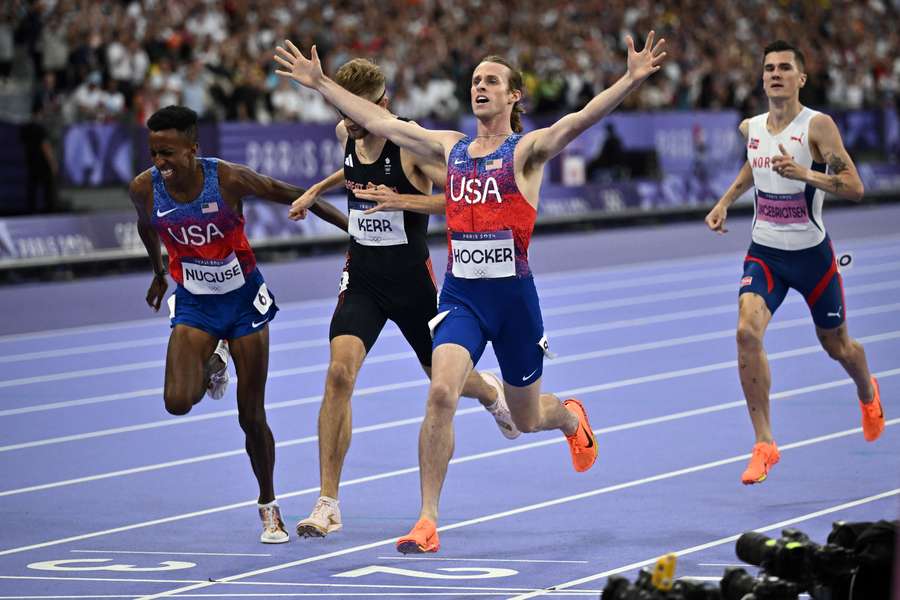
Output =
[
  {"x1": 289, "y1": 187, "x2": 321, "y2": 221},
  {"x1": 771, "y1": 143, "x2": 807, "y2": 181},
  {"x1": 356, "y1": 184, "x2": 402, "y2": 214},
  {"x1": 626, "y1": 31, "x2": 667, "y2": 82},
  {"x1": 273, "y1": 41, "x2": 324, "y2": 89}
]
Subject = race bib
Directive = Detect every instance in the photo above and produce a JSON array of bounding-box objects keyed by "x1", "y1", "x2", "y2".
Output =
[
  {"x1": 181, "y1": 253, "x2": 245, "y2": 295},
  {"x1": 756, "y1": 190, "x2": 809, "y2": 224},
  {"x1": 253, "y1": 282, "x2": 272, "y2": 315},
  {"x1": 537, "y1": 334, "x2": 557, "y2": 359},
  {"x1": 451, "y1": 230, "x2": 515, "y2": 279},
  {"x1": 836, "y1": 251, "x2": 854, "y2": 272},
  {"x1": 348, "y1": 200, "x2": 408, "y2": 246}
]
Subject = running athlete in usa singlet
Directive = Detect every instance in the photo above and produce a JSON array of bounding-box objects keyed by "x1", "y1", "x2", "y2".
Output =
[
  {"x1": 131, "y1": 105, "x2": 347, "y2": 544},
  {"x1": 273, "y1": 34, "x2": 666, "y2": 552},
  {"x1": 281, "y1": 59, "x2": 517, "y2": 541},
  {"x1": 704, "y1": 42, "x2": 883, "y2": 486}
]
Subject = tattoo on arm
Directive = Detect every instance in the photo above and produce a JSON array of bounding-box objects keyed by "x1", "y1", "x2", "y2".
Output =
[
  {"x1": 824, "y1": 153, "x2": 849, "y2": 193},
  {"x1": 826, "y1": 152, "x2": 848, "y2": 175}
]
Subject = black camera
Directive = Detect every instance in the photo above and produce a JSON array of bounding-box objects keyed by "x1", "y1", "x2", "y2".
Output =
[
  {"x1": 603, "y1": 568, "x2": 722, "y2": 600},
  {"x1": 735, "y1": 527, "x2": 858, "y2": 592},
  {"x1": 725, "y1": 520, "x2": 897, "y2": 600},
  {"x1": 720, "y1": 566, "x2": 801, "y2": 600}
]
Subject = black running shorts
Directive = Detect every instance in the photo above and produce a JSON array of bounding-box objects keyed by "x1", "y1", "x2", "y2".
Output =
[{"x1": 329, "y1": 258, "x2": 438, "y2": 366}]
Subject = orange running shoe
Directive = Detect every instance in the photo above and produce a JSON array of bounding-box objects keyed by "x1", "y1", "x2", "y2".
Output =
[
  {"x1": 741, "y1": 441, "x2": 780, "y2": 485},
  {"x1": 396, "y1": 518, "x2": 440, "y2": 554},
  {"x1": 563, "y1": 399, "x2": 598, "y2": 473},
  {"x1": 860, "y1": 376, "x2": 884, "y2": 442}
]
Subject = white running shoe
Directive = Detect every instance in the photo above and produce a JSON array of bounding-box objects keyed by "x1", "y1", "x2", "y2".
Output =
[
  {"x1": 258, "y1": 502, "x2": 289, "y2": 544},
  {"x1": 206, "y1": 340, "x2": 230, "y2": 400},
  {"x1": 296, "y1": 496, "x2": 342, "y2": 538},
  {"x1": 481, "y1": 371, "x2": 521, "y2": 439}
]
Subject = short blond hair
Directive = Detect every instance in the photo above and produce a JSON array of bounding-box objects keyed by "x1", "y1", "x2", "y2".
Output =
[{"x1": 334, "y1": 58, "x2": 386, "y2": 100}]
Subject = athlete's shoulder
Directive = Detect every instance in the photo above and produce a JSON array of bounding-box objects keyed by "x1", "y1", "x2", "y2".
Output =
[
  {"x1": 808, "y1": 110, "x2": 836, "y2": 131},
  {"x1": 335, "y1": 121, "x2": 348, "y2": 145},
  {"x1": 129, "y1": 168, "x2": 153, "y2": 198}
]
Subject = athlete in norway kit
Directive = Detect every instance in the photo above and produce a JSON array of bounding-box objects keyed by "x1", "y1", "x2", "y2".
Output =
[
  {"x1": 130, "y1": 105, "x2": 347, "y2": 543},
  {"x1": 275, "y1": 30, "x2": 666, "y2": 553},
  {"x1": 284, "y1": 59, "x2": 519, "y2": 539},
  {"x1": 705, "y1": 41, "x2": 884, "y2": 485}
]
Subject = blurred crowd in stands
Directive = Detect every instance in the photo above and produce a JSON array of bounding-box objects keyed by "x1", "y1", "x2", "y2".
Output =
[{"x1": 2, "y1": 0, "x2": 898, "y2": 126}]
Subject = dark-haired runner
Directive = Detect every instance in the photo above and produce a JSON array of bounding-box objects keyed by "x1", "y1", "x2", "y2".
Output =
[
  {"x1": 129, "y1": 105, "x2": 347, "y2": 543},
  {"x1": 704, "y1": 41, "x2": 884, "y2": 485}
]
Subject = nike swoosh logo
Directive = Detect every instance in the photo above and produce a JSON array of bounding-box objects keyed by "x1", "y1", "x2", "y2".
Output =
[
  {"x1": 522, "y1": 368, "x2": 539, "y2": 381},
  {"x1": 251, "y1": 318, "x2": 268, "y2": 328},
  {"x1": 583, "y1": 427, "x2": 594, "y2": 448},
  {"x1": 156, "y1": 207, "x2": 180, "y2": 217},
  {"x1": 454, "y1": 159, "x2": 465, "y2": 165}
]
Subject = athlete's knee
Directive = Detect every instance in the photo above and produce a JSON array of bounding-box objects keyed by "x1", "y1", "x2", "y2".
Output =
[
  {"x1": 325, "y1": 360, "x2": 357, "y2": 395},
  {"x1": 427, "y1": 380, "x2": 459, "y2": 413},
  {"x1": 164, "y1": 393, "x2": 194, "y2": 416},
  {"x1": 736, "y1": 321, "x2": 764, "y2": 350},
  {"x1": 511, "y1": 412, "x2": 541, "y2": 433},
  {"x1": 821, "y1": 336, "x2": 852, "y2": 361},
  {"x1": 238, "y1": 406, "x2": 269, "y2": 435}
]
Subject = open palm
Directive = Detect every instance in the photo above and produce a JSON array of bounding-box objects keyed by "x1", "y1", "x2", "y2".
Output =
[
  {"x1": 626, "y1": 31, "x2": 667, "y2": 82},
  {"x1": 274, "y1": 41, "x2": 324, "y2": 89}
]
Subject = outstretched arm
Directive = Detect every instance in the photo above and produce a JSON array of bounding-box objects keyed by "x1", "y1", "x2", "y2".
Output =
[
  {"x1": 222, "y1": 161, "x2": 348, "y2": 231},
  {"x1": 772, "y1": 114, "x2": 864, "y2": 201},
  {"x1": 705, "y1": 161, "x2": 753, "y2": 234},
  {"x1": 288, "y1": 168, "x2": 345, "y2": 221},
  {"x1": 704, "y1": 120, "x2": 753, "y2": 235},
  {"x1": 356, "y1": 186, "x2": 446, "y2": 215},
  {"x1": 128, "y1": 173, "x2": 168, "y2": 311},
  {"x1": 522, "y1": 32, "x2": 667, "y2": 168},
  {"x1": 274, "y1": 42, "x2": 462, "y2": 163}
]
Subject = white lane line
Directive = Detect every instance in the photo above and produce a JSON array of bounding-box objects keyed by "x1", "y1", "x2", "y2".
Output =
[
  {"x1": 539, "y1": 254, "x2": 900, "y2": 299},
  {"x1": 0, "y1": 296, "x2": 345, "y2": 345},
  {"x1": 3, "y1": 319, "x2": 899, "y2": 455},
  {"x1": 2, "y1": 379, "x2": 896, "y2": 559},
  {"x1": 131, "y1": 425, "x2": 900, "y2": 600},
  {"x1": 0, "y1": 360, "x2": 164, "y2": 390},
  {"x1": 544, "y1": 275, "x2": 900, "y2": 318},
  {"x1": 0, "y1": 389, "x2": 162, "y2": 418},
  {"x1": 0, "y1": 575, "x2": 595, "y2": 593},
  {"x1": 69, "y1": 550, "x2": 271, "y2": 557},
  {"x1": 531, "y1": 232, "x2": 900, "y2": 283},
  {"x1": 375, "y1": 557, "x2": 590, "y2": 564},
  {"x1": 0, "y1": 336, "x2": 169, "y2": 364},
  {"x1": 505, "y1": 488, "x2": 900, "y2": 599}
]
